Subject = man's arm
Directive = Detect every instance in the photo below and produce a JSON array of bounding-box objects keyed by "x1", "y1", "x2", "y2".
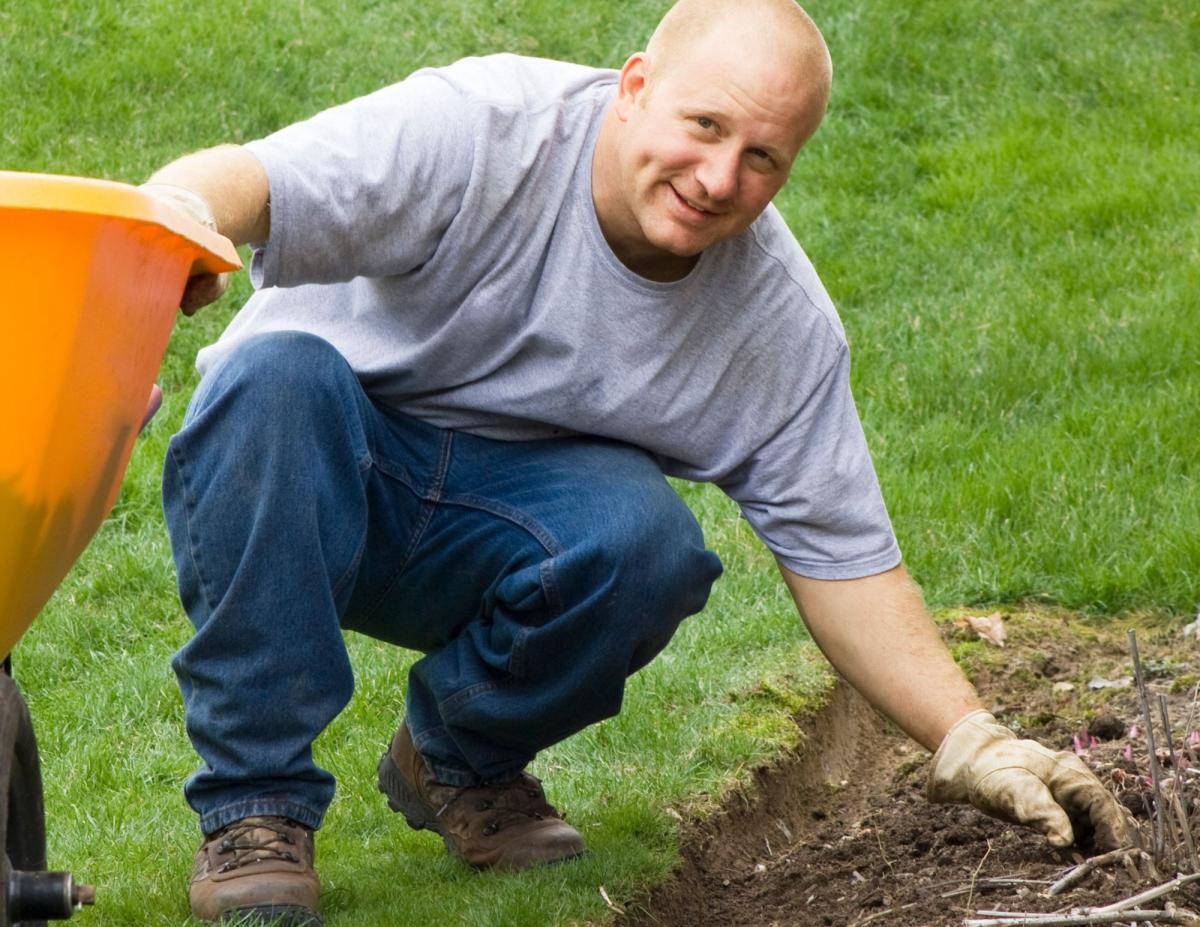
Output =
[
  {"x1": 145, "y1": 144, "x2": 270, "y2": 246},
  {"x1": 779, "y1": 561, "x2": 1131, "y2": 850},
  {"x1": 139, "y1": 144, "x2": 269, "y2": 315},
  {"x1": 778, "y1": 562, "x2": 979, "y2": 750}
]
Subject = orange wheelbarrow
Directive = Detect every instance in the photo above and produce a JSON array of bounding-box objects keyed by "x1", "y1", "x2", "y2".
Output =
[{"x1": 0, "y1": 171, "x2": 239, "y2": 925}]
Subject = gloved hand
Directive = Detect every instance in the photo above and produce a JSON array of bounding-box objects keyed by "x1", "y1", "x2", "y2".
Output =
[
  {"x1": 927, "y1": 709, "x2": 1132, "y2": 851},
  {"x1": 139, "y1": 182, "x2": 230, "y2": 314}
]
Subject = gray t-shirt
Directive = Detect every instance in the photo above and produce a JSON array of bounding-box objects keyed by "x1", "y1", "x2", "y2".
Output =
[{"x1": 199, "y1": 54, "x2": 901, "y2": 580}]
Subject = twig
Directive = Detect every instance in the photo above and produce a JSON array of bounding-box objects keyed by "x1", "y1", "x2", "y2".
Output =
[
  {"x1": 1169, "y1": 791, "x2": 1199, "y2": 875},
  {"x1": 967, "y1": 839, "x2": 994, "y2": 909},
  {"x1": 1123, "y1": 850, "x2": 1147, "y2": 883},
  {"x1": 874, "y1": 826, "x2": 896, "y2": 877},
  {"x1": 1090, "y1": 871, "x2": 1200, "y2": 913},
  {"x1": 1130, "y1": 630, "x2": 1167, "y2": 866},
  {"x1": 1158, "y1": 694, "x2": 1200, "y2": 874},
  {"x1": 965, "y1": 910, "x2": 1181, "y2": 926},
  {"x1": 1182, "y1": 682, "x2": 1200, "y2": 770},
  {"x1": 942, "y1": 879, "x2": 1057, "y2": 899},
  {"x1": 849, "y1": 900, "x2": 923, "y2": 926},
  {"x1": 1046, "y1": 847, "x2": 1139, "y2": 896}
]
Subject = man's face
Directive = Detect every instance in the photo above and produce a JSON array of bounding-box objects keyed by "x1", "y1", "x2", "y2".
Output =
[{"x1": 601, "y1": 35, "x2": 822, "y2": 277}]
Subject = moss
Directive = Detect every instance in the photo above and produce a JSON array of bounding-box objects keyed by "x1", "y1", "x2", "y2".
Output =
[{"x1": 1170, "y1": 673, "x2": 1199, "y2": 694}]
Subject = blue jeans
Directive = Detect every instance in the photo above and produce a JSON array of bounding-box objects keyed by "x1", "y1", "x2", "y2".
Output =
[{"x1": 163, "y1": 332, "x2": 723, "y2": 834}]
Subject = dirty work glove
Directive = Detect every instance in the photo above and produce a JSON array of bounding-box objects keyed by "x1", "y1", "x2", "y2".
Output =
[
  {"x1": 927, "y1": 709, "x2": 1131, "y2": 851},
  {"x1": 139, "y1": 182, "x2": 230, "y2": 314}
]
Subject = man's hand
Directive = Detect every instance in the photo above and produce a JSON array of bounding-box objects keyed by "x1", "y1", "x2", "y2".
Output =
[
  {"x1": 928, "y1": 709, "x2": 1132, "y2": 851},
  {"x1": 140, "y1": 182, "x2": 230, "y2": 314}
]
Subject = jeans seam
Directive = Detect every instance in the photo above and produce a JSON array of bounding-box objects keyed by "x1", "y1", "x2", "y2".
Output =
[
  {"x1": 331, "y1": 454, "x2": 374, "y2": 601},
  {"x1": 331, "y1": 521, "x2": 368, "y2": 603},
  {"x1": 507, "y1": 559, "x2": 562, "y2": 679},
  {"x1": 168, "y1": 440, "x2": 217, "y2": 620},
  {"x1": 347, "y1": 434, "x2": 452, "y2": 624},
  {"x1": 538, "y1": 558, "x2": 564, "y2": 617},
  {"x1": 437, "y1": 492, "x2": 564, "y2": 556},
  {"x1": 429, "y1": 431, "x2": 453, "y2": 502},
  {"x1": 348, "y1": 496, "x2": 436, "y2": 628},
  {"x1": 438, "y1": 680, "x2": 502, "y2": 719}
]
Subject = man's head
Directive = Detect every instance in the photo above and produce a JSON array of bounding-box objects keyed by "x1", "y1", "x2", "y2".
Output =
[{"x1": 593, "y1": 0, "x2": 831, "y2": 280}]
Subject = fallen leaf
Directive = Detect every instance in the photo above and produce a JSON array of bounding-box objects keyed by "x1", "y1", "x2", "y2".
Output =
[
  {"x1": 962, "y1": 612, "x2": 1007, "y2": 647},
  {"x1": 598, "y1": 886, "x2": 625, "y2": 915},
  {"x1": 1051, "y1": 681, "x2": 1076, "y2": 695}
]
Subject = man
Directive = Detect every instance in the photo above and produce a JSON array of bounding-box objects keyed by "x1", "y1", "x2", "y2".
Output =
[{"x1": 144, "y1": 1, "x2": 1129, "y2": 924}]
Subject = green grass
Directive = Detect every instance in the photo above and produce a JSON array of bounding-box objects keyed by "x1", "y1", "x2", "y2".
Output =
[{"x1": 5, "y1": 0, "x2": 1199, "y2": 924}]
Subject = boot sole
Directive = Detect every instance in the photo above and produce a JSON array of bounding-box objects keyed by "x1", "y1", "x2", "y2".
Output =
[
  {"x1": 218, "y1": 904, "x2": 323, "y2": 927},
  {"x1": 376, "y1": 750, "x2": 464, "y2": 862}
]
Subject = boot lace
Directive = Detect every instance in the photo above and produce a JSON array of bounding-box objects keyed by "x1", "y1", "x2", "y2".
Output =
[
  {"x1": 438, "y1": 774, "x2": 557, "y2": 836},
  {"x1": 214, "y1": 818, "x2": 303, "y2": 873}
]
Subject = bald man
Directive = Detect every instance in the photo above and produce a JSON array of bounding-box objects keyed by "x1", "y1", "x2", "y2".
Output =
[{"x1": 144, "y1": 1, "x2": 1128, "y2": 923}]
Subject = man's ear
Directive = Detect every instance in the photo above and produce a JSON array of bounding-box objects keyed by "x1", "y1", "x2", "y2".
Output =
[{"x1": 614, "y1": 53, "x2": 650, "y2": 120}]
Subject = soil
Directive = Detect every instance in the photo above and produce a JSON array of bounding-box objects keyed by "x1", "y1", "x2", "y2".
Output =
[{"x1": 624, "y1": 608, "x2": 1200, "y2": 927}]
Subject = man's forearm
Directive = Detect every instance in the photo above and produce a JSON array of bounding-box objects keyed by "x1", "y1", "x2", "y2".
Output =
[
  {"x1": 779, "y1": 563, "x2": 981, "y2": 751},
  {"x1": 146, "y1": 144, "x2": 270, "y2": 245}
]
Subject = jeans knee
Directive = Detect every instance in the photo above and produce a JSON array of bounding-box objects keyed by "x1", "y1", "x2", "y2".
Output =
[
  {"x1": 191, "y1": 332, "x2": 353, "y2": 422},
  {"x1": 566, "y1": 487, "x2": 723, "y2": 669},
  {"x1": 617, "y1": 487, "x2": 722, "y2": 610}
]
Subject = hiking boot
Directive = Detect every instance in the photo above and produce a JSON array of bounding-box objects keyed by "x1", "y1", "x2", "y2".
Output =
[
  {"x1": 377, "y1": 723, "x2": 585, "y2": 870},
  {"x1": 189, "y1": 816, "x2": 321, "y2": 926}
]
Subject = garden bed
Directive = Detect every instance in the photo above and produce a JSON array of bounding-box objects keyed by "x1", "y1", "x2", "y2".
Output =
[{"x1": 627, "y1": 609, "x2": 1200, "y2": 927}]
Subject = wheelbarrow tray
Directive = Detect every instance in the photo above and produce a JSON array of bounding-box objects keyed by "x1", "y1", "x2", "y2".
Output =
[{"x1": 0, "y1": 171, "x2": 240, "y2": 660}]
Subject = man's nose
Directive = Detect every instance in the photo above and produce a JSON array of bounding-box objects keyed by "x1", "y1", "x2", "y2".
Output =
[{"x1": 695, "y1": 146, "x2": 739, "y2": 203}]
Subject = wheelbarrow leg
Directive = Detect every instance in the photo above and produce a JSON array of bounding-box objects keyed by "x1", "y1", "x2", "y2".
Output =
[{"x1": 0, "y1": 667, "x2": 94, "y2": 926}]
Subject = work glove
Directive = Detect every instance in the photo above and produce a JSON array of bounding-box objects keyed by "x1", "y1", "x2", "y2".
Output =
[
  {"x1": 927, "y1": 709, "x2": 1132, "y2": 851},
  {"x1": 139, "y1": 182, "x2": 230, "y2": 314}
]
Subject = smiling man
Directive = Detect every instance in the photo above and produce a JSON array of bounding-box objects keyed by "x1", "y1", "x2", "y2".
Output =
[
  {"x1": 142, "y1": 1, "x2": 1129, "y2": 924},
  {"x1": 594, "y1": 0, "x2": 829, "y2": 280}
]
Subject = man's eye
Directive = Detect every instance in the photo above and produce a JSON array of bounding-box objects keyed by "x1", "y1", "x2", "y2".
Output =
[{"x1": 696, "y1": 116, "x2": 715, "y2": 130}]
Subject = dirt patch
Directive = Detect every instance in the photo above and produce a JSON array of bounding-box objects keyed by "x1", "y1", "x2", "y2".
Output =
[{"x1": 625, "y1": 608, "x2": 1200, "y2": 926}]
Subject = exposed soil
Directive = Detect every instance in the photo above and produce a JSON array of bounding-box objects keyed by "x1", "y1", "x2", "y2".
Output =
[{"x1": 626, "y1": 608, "x2": 1200, "y2": 927}]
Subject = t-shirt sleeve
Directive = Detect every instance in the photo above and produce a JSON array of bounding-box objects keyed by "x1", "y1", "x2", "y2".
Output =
[
  {"x1": 719, "y1": 344, "x2": 902, "y2": 580},
  {"x1": 243, "y1": 71, "x2": 475, "y2": 288}
]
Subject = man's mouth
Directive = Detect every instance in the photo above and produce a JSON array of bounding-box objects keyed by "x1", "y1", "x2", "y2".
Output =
[{"x1": 670, "y1": 185, "x2": 715, "y2": 217}]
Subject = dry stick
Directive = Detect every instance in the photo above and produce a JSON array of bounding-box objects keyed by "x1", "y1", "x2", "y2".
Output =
[
  {"x1": 1169, "y1": 792, "x2": 1198, "y2": 876},
  {"x1": 964, "y1": 910, "x2": 1181, "y2": 926},
  {"x1": 1122, "y1": 851, "x2": 1145, "y2": 883},
  {"x1": 1046, "y1": 847, "x2": 1140, "y2": 897},
  {"x1": 848, "y1": 900, "x2": 924, "y2": 927},
  {"x1": 943, "y1": 879, "x2": 1058, "y2": 899},
  {"x1": 966, "y1": 839, "x2": 994, "y2": 910},
  {"x1": 1181, "y1": 682, "x2": 1200, "y2": 771},
  {"x1": 874, "y1": 827, "x2": 896, "y2": 877},
  {"x1": 1158, "y1": 694, "x2": 1200, "y2": 874},
  {"x1": 1129, "y1": 630, "x2": 1168, "y2": 867},
  {"x1": 1090, "y1": 871, "x2": 1200, "y2": 914}
]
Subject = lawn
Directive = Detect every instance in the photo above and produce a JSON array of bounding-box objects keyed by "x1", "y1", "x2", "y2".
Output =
[{"x1": 4, "y1": 0, "x2": 1197, "y2": 924}]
